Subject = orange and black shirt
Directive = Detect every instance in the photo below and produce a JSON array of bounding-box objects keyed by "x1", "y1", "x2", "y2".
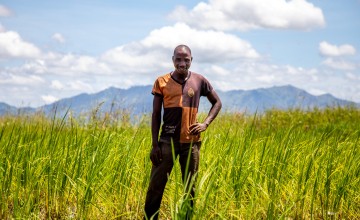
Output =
[{"x1": 152, "y1": 71, "x2": 213, "y2": 144}]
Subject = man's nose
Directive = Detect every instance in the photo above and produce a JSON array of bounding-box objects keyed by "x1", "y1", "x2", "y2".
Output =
[{"x1": 179, "y1": 61, "x2": 186, "y2": 67}]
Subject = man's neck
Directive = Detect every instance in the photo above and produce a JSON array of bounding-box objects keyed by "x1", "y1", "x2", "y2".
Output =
[{"x1": 172, "y1": 70, "x2": 189, "y2": 82}]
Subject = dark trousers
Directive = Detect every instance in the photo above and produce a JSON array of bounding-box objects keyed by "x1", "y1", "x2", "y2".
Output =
[{"x1": 144, "y1": 141, "x2": 201, "y2": 220}]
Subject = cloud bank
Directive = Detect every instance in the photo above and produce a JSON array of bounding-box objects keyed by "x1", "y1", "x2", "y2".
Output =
[
  {"x1": 0, "y1": 1, "x2": 359, "y2": 107},
  {"x1": 169, "y1": 0, "x2": 325, "y2": 31}
]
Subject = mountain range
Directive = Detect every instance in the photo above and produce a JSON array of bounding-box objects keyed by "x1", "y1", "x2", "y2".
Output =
[{"x1": 1, "y1": 85, "x2": 358, "y2": 117}]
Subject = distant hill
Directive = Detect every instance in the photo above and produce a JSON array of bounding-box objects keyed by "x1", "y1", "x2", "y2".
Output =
[
  {"x1": 210, "y1": 85, "x2": 357, "y2": 113},
  {"x1": 0, "y1": 85, "x2": 358, "y2": 117},
  {"x1": 0, "y1": 102, "x2": 33, "y2": 116}
]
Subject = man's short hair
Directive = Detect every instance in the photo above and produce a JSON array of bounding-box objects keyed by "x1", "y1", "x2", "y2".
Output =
[{"x1": 174, "y1": 45, "x2": 192, "y2": 55}]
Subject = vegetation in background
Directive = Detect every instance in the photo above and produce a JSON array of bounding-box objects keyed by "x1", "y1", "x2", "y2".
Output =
[{"x1": 0, "y1": 106, "x2": 359, "y2": 219}]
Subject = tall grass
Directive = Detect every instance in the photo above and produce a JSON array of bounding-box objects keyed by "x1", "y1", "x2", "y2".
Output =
[{"x1": 0, "y1": 106, "x2": 359, "y2": 219}]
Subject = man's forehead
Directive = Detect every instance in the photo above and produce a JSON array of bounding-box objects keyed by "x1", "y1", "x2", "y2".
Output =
[
  {"x1": 174, "y1": 46, "x2": 191, "y2": 55},
  {"x1": 174, "y1": 51, "x2": 190, "y2": 56}
]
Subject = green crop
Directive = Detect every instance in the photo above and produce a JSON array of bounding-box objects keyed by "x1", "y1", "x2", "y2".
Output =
[{"x1": 0, "y1": 106, "x2": 359, "y2": 219}]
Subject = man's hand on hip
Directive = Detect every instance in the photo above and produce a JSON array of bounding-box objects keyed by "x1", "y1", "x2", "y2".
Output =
[{"x1": 189, "y1": 122, "x2": 208, "y2": 135}]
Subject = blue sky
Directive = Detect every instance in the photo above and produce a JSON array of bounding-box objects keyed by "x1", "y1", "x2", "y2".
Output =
[{"x1": 1, "y1": 0, "x2": 359, "y2": 107}]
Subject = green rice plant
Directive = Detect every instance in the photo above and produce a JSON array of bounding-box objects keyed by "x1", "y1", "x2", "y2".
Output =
[{"x1": 0, "y1": 106, "x2": 359, "y2": 219}]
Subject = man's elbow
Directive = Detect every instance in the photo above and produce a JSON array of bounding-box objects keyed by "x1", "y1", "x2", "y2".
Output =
[
  {"x1": 217, "y1": 100, "x2": 222, "y2": 110},
  {"x1": 213, "y1": 99, "x2": 222, "y2": 110}
]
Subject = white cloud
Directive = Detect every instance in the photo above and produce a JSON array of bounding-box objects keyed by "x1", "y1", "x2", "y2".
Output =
[
  {"x1": 144, "y1": 23, "x2": 260, "y2": 61},
  {"x1": 201, "y1": 60, "x2": 360, "y2": 103},
  {"x1": 21, "y1": 59, "x2": 47, "y2": 74},
  {"x1": 0, "y1": 5, "x2": 12, "y2": 17},
  {"x1": 1, "y1": 21, "x2": 260, "y2": 93},
  {"x1": 41, "y1": 95, "x2": 59, "y2": 104},
  {"x1": 0, "y1": 23, "x2": 5, "y2": 32},
  {"x1": 52, "y1": 33, "x2": 65, "y2": 43},
  {"x1": 0, "y1": 73, "x2": 44, "y2": 85},
  {"x1": 50, "y1": 80, "x2": 64, "y2": 90},
  {"x1": 0, "y1": 22, "x2": 261, "y2": 107},
  {"x1": 102, "y1": 22, "x2": 260, "y2": 69},
  {"x1": 24, "y1": 52, "x2": 112, "y2": 76},
  {"x1": 256, "y1": 74, "x2": 276, "y2": 83},
  {"x1": 322, "y1": 58, "x2": 356, "y2": 70},
  {"x1": 345, "y1": 72, "x2": 359, "y2": 81},
  {"x1": 319, "y1": 41, "x2": 356, "y2": 57},
  {"x1": 205, "y1": 61, "x2": 321, "y2": 91},
  {"x1": 67, "y1": 80, "x2": 93, "y2": 91},
  {"x1": 1, "y1": 12, "x2": 359, "y2": 108},
  {"x1": 0, "y1": 31, "x2": 41, "y2": 58},
  {"x1": 169, "y1": 0, "x2": 325, "y2": 31},
  {"x1": 61, "y1": 54, "x2": 101, "y2": 73},
  {"x1": 206, "y1": 65, "x2": 231, "y2": 76},
  {"x1": 101, "y1": 43, "x2": 167, "y2": 74}
]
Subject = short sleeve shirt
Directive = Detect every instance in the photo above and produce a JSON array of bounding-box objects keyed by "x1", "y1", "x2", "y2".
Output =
[{"x1": 152, "y1": 71, "x2": 213, "y2": 143}]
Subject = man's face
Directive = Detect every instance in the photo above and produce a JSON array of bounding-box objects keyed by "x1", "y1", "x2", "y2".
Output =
[{"x1": 172, "y1": 47, "x2": 192, "y2": 76}]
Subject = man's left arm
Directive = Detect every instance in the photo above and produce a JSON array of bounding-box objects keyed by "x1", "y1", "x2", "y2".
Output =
[{"x1": 189, "y1": 90, "x2": 222, "y2": 135}]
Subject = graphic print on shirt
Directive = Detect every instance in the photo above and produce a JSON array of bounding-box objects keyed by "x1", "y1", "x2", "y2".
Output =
[{"x1": 187, "y1": 88, "x2": 194, "y2": 98}]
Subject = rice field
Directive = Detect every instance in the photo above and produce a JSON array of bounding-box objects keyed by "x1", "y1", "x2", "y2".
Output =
[{"x1": 0, "y1": 106, "x2": 359, "y2": 219}]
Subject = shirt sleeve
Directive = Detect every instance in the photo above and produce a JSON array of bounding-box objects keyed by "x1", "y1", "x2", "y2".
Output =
[
  {"x1": 201, "y1": 76, "x2": 213, "y2": 96},
  {"x1": 152, "y1": 78, "x2": 163, "y2": 96}
]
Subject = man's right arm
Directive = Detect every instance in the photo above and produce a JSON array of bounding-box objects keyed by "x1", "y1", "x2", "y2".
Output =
[{"x1": 150, "y1": 94, "x2": 163, "y2": 166}]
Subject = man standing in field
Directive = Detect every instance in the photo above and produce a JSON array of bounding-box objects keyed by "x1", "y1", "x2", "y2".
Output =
[{"x1": 144, "y1": 45, "x2": 222, "y2": 219}]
